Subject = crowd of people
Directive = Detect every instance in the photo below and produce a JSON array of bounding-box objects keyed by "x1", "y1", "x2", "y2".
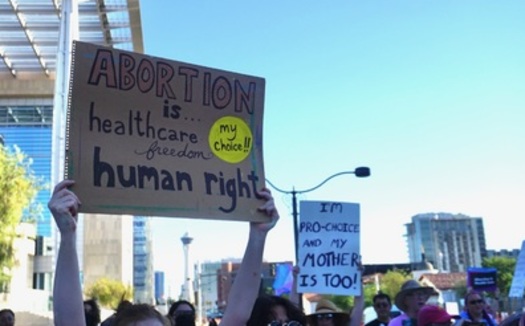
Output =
[
  {"x1": 1, "y1": 179, "x2": 522, "y2": 326},
  {"x1": 363, "y1": 280, "x2": 519, "y2": 326},
  {"x1": 46, "y1": 179, "x2": 363, "y2": 326}
]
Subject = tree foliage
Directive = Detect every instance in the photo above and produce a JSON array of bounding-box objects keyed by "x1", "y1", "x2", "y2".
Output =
[
  {"x1": 320, "y1": 281, "x2": 394, "y2": 311},
  {"x1": 0, "y1": 144, "x2": 40, "y2": 290},
  {"x1": 84, "y1": 277, "x2": 133, "y2": 309},
  {"x1": 321, "y1": 294, "x2": 355, "y2": 311},
  {"x1": 377, "y1": 269, "x2": 411, "y2": 303},
  {"x1": 482, "y1": 256, "x2": 517, "y2": 296},
  {"x1": 319, "y1": 270, "x2": 410, "y2": 311},
  {"x1": 362, "y1": 282, "x2": 380, "y2": 307}
]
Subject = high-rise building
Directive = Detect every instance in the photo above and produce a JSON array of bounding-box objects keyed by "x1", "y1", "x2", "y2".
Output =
[
  {"x1": 134, "y1": 216, "x2": 154, "y2": 304},
  {"x1": 0, "y1": 110, "x2": 53, "y2": 236},
  {"x1": 0, "y1": 0, "x2": 143, "y2": 297},
  {"x1": 405, "y1": 213, "x2": 487, "y2": 272},
  {"x1": 154, "y1": 271, "x2": 166, "y2": 304},
  {"x1": 216, "y1": 260, "x2": 293, "y2": 311},
  {"x1": 486, "y1": 248, "x2": 521, "y2": 259},
  {"x1": 83, "y1": 214, "x2": 134, "y2": 288},
  {"x1": 0, "y1": 105, "x2": 54, "y2": 290},
  {"x1": 198, "y1": 261, "x2": 223, "y2": 314}
]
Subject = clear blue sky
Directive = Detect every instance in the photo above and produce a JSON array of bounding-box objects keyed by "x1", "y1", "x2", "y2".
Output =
[{"x1": 139, "y1": 1, "x2": 525, "y2": 296}]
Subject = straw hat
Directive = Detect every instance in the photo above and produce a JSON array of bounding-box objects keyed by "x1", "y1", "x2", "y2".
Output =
[
  {"x1": 306, "y1": 299, "x2": 349, "y2": 325},
  {"x1": 394, "y1": 280, "x2": 436, "y2": 312}
]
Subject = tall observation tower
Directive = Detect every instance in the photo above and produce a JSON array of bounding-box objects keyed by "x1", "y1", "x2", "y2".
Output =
[{"x1": 180, "y1": 233, "x2": 195, "y2": 303}]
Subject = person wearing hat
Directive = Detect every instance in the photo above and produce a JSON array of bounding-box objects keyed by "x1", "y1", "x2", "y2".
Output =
[
  {"x1": 305, "y1": 261, "x2": 365, "y2": 326},
  {"x1": 388, "y1": 280, "x2": 436, "y2": 326},
  {"x1": 306, "y1": 293, "x2": 364, "y2": 326},
  {"x1": 418, "y1": 305, "x2": 461, "y2": 326},
  {"x1": 307, "y1": 299, "x2": 350, "y2": 326}
]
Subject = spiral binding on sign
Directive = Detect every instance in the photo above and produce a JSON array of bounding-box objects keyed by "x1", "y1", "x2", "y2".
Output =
[{"x1": 64, "y1": 41, "x2": 77, "y2": 180}]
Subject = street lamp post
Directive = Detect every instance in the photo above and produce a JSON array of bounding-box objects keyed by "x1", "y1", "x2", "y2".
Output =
[{"x1": 266, "y1": 167, "x2": 370, "y2": 305}]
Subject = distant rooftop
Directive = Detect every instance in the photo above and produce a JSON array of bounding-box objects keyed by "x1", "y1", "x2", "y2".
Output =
[
  {"x1": 419, "y1": 272, "x2": 466, "y2": 290},
  {"x1": 409, "y1": 212, "x2": 481, "y2": 221}
]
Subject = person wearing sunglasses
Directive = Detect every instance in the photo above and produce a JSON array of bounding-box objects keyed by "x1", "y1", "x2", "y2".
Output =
[
  {"x1": 305, "y1": 279, "x2": 365, "y2": 326},
  {"x1": 366, "y1": 293, "x2": 393, "y2": 326},
  {"x1": 167, "y1": 300, "x2": 196, "y2": 326},
  {"x1": 247, "y1": 295, "x2": 307, "y2": 326},
  {"x1": 306, "y1": 299, "x2": 349, "y2": 326},
  {"x1": 389, "y1": 280, "x2": 436, "y2": 326},
  {"x1": 458, "y1": 291, "x2": 497, "y2": 326}
]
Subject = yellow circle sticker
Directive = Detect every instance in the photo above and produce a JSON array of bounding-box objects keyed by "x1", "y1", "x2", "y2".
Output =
[{"x1": 209, "y1": 116, "x2": 253, "y2": 163}]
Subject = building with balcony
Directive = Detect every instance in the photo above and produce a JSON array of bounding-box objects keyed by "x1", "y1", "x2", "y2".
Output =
[
  {"x1": 215, "y1": 260, "x2": 293, "y2": 312},
  {"x1": 0, "y1": 0, "x2": 144, "y2": 310},
  {"x1": 486, "y1": 248, "x2": 520, "y2": 260},
  {"x1": 405, "y1": 213, "x2": 487, "y2": 272}
]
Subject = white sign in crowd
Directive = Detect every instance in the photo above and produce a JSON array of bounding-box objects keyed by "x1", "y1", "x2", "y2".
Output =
[{"x1": 297, "y1": 200, "x2": 361, "y2": 296}]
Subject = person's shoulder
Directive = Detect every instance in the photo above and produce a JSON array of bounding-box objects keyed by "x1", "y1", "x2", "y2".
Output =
[
  {"x1": 366, "y1": 319, "x2": 383, "y2": 326},
  {"x1": 389, "y1": 314, "x2": 408, "y2": 326},
  {"x1": 365, "y1": 319, "x2": 377, "y2": 326},
  {"x1": 392, "y1": 314, "x2": 408, "y2": 321},
  {"x1": 459, "y1": 311, "x2": 469, "y2": 319},
  {"x1": 100, "y1": 315, "x2": 116, "y2": 326},
  {"x1": 499, "y1": 313, "x2": 523, "y2": 326}
]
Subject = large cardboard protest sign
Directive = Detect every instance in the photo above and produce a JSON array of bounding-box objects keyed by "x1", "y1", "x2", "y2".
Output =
[
  {"x1": 297, "y1": 200, "x2": 361, "y2": 296},
  {"x1": 65, "y1": 41, "x2": 266, "y2": 222}
]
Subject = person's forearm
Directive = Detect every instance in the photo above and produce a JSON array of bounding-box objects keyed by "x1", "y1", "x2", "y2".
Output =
[
  {"x1": 349, "y1": 293, "x2": 364, "y2": 326},
  {"x1": 221, "y1": 228, "x2": 267, "y2": 326},
  {"x1": 53, "y1": 234, "x2": 86, "y2": 326},
  {"x1": 289, "y1": 270, "x2": 300, "y2": 307}
]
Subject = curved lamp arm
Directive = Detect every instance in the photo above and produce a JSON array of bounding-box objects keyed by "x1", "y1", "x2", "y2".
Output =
[
  {"x1": 266, "y1": 167, "x2": 370, "y2": 195},
  {"x1": 265, "y1": 178, "x2": 294, "y2": 194},
  {"x1": 264, "y1": 166, "x2": 369, "y2": 311}
]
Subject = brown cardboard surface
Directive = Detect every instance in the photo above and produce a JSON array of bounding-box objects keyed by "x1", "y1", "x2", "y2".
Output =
[{"x1": 65, "y1": 41, "x2": 267, "y2": 222}]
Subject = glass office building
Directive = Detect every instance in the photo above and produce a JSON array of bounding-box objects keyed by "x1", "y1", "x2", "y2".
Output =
[
  {"x1": 154, "y1": 271, "x2": 166, "y2": 304},
  {"x1": 134, "y1": 216, "x2": 154, "y2": 304},
  {"x1": 0, "y1": 103, "x2": 54, "y2": 290},
  {"x1": 0, "y1": 0, "x2": 144, "y2": 297},
  {"x1": 0, "y1": 105, "x2": 53, "y2": 236}
]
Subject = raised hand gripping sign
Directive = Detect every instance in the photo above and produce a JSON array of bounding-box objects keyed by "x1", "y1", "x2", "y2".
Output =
[
  {"x1": 65, "y1": 41, "x2": 266, "y2": 222},
  {"x1": 297, "y1": 201, "x2": 361, "y2": 296}
]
